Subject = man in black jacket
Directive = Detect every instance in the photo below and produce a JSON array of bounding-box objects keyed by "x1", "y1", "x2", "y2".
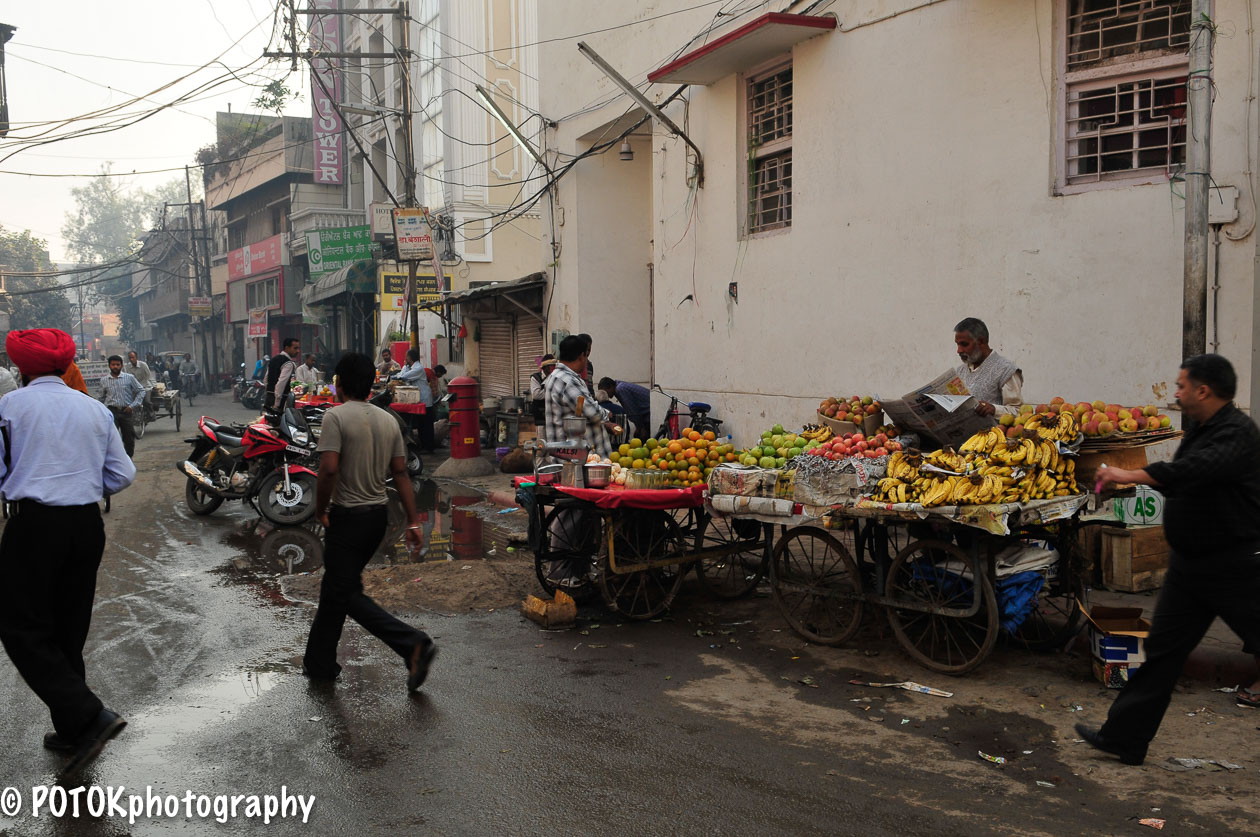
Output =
[
  {"x1": 1077, "y1": 354, "x2": 1260, "y2": 764},
  {"x1": 265, "y1": 337, "x2": 300, "y2": 411}
]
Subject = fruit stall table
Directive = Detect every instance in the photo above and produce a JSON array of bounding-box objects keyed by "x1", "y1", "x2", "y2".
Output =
[{"x1": 522, "y1": 481, "x2": 774, "y2": 619}]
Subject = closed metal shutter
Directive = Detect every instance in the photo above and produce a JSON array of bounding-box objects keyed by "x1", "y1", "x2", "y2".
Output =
[
  {"x1": 477, "y1": 317, "x2": 514, "y2": 398},
  {"x1": 515, "y1": 321, "x2": 545, "y2": 397}
]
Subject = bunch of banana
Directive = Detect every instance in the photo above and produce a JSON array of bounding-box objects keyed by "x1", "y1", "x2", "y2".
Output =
[
  {"x1": 990, "y1": 438, "x2": 1037, "y2": 466},
  {"x1": 919, "y1": 475, "x2": 963, "y2": 507},
  {"x1": 800, "y1": 424, "x2": 834, "y2": 443},
  {"x1": 1021, "y1": 410, "x2": 1079, "y2": 442},
  {"x1": 925, "y1": 446, "x2": 967, "y2": 473},
  {"x1": 885, "y1": 450, "x2": 923, "y2": 481},
  {"x1": 873, "y1": 477, "x2": 913, "y2": 504},
  {"x1": 960, "y1": 426, "x2": 1006, "y2": 456}
]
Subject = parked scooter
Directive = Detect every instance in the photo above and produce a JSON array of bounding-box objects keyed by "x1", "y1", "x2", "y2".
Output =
[
  {"x1": 178, "y1": 406, "x2": 320, "y2": 525},
  {"x1": 240, "y1": 379, "x2": 265, "y2": 411}
]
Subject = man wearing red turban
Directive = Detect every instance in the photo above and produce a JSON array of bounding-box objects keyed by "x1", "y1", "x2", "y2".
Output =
[{"x1": 0, "y1": 328, "x2": 136, "y2": 778}]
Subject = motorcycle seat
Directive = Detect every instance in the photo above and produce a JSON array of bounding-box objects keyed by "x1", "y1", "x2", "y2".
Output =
[
  {"x1": 203, "y1": 419, "x2": 247, "y2": 447},
  {"x1": 688, "y1": 401, "x2": 711, "y2": 413}
]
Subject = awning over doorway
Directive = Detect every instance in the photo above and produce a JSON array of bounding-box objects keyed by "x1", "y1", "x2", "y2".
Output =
[
  {"x1": 647, "y1": 13, "x2": 836, "y2": 86},
  {"x1": 416, "y1": 272, "x2": 546, "y2": 323},
  {"x1": 300, "y1": 259, "x2": 376, "y2": 305}
]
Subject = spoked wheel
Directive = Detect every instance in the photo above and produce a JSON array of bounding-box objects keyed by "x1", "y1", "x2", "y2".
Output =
[
  {"x1": 770, "y1": 527, "x2": 864, "y2": 646},
  {"x1": 597, "y1": 509, "x2": 686, "y2": 620},
  {"x1": 534, "y1": 504, "x2": 603, "y2": 602},
  {"x1": 133, "y1": 411, "x2": 147, "y2": 439},
  {"x1": 1011, "y1": 546, "x2": 1086, "y2": 651},
  {"x1": 695, "y1": 514, "x2": 768, "y2": 599},
  {"x1": 174, "y1": 398, "x2": 182, "y2": 431},
  {"x1": 885, "y1": 539, "x2": 998, "y2": 674}
]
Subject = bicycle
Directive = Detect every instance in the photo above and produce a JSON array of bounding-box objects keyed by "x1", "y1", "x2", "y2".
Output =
[
  {"x1": 651, "y1": 384, "x2": 722, "y2": 440},
  {"x1": 181, "y1": 373, "x2": 199, "y2": 407}
]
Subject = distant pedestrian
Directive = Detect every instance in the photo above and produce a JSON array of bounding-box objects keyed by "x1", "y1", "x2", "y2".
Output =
[
  {"x1": 303, "y1": 352, "x2": 437, "y2": 692},
  {"x1": 295, "y1": 354, "x2": 320, "y2": 386},
  {"x1": 0, "y1": 364, "x2": 16, "y2": 397},
  {"x1": 1077, "y1": 354, "x2": 1260, "y2": 764},
  {"x1": 0, "y1": 328, "x2": 136, "y2": 778},
  {"x1": 376, "y1": 348, "x2": 401, "y2": 377},
  {"x1": 530, "y1": 355, "x2": 556, "y2": 428},
  {"x1": 599, "y1": 376, "x2": 651, "y2": 442},
  {"x1": 253, "y1": 355, "x2": 269, "y2": 382},
  {"x1": 265, "y1": 338, "x2": 300, "y2": 411},
  {"x1": 100, "y1": 355, "x2": 144, "y2": 458}
]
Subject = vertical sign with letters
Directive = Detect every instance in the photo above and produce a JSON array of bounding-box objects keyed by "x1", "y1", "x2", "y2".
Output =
[{"x1": 309, "y1": 0, "x2": 343, "y2": 185}]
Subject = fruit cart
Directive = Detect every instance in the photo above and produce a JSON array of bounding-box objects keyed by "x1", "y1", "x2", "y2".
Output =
[
  {"x1": 526, "y1": 481, "x2": 774, "y2": 619},
  {"x1": 133, "y1": 382, "x2": 182, "y2": 438}
]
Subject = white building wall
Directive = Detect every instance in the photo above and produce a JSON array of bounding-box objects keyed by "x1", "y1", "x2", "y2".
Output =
[{"x1": 540, "y1": 0, "x2": 1260, "y2": 442}]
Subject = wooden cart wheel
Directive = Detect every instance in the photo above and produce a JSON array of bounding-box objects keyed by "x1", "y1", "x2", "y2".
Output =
[
  {"x1": 174, "y1": 397, "x2": 182, "y2": 431},
  {"x1": 769, "y1": 527, "x2": 864, "y2": 646},
  {"x1": 885, "y1": 539, "x2": 998, "y2": 674},
  {"x1": 534, "y1": 504, "x2": 603, "y2": 602},
  {"x1": 1011, "y1": 543, "x2": 1086, "y2": 651},
  {"x1": 695, "y1": 515, "x2": 768, "y2": 599},
  {"x1": 597, "y1": 509, "x2": 686, "y2": 620}
]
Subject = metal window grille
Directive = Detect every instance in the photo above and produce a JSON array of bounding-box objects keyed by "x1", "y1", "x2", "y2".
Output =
[
  {"x1": 1067, "y1": 0, "x2": 1191, "y2": 71},
  {"x1": 1066, "y1": 73, "x2": 1186, "y2": 183},
  {"x1": 747, "y1": 65, "x2": 792, "y2": 234}
]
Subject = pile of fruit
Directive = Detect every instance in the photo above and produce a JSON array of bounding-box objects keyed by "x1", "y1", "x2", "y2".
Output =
[
  {"x1": 609, "y1": 429, "x2": 738, "y2": 487},
  {"x1": 804, "y1": 430, "x2": 902, "y2": 460},
  {"x1": 992, "y1": 408, "x2": 1079, "y2": 442},
  {"x1": 818, "y1": 395, "x2": 881, "y2": 423},
  {"x1": 736, "y1": 424, "x2": 820, "y2": 468},
  {"x1": 1001, "y1": 397, "x2": 1170, "y2": 438},
  {"x1": 870, "y1": 426, "x2": 1080, "y2": 507}
]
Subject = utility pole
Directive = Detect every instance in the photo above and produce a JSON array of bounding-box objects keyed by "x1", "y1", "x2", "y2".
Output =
[
  {"x1": 186, "y1": 166, "x2": 212, "y2": 392},
  {"x1": 395, "y1": 0, "x2": 421, "y2": 353},
  {"x1": 199, "y1": 198, "x2": 218, "y2": 389},
  {"x1": 1183, "y1": 2, "x2": 1213, "y2": 363}
]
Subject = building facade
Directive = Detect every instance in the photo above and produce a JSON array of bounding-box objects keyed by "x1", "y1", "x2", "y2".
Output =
[{"x1": 538, "y1": 0, "x2": 1260, "y2": 440}]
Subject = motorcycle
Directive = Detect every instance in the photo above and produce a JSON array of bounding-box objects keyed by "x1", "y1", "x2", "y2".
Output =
[
  {"x1": 370, "y1": 388, "x2": 425, "y2": 477},
  {"x1": 178, "y1": 406, "x2": 320, "y2": 525},
  {"x1": 240, "y1": 379, "x2": 265, "y2": 411}
]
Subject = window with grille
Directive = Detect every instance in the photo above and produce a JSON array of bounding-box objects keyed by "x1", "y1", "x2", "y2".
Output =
[
  {"x1": 1060, "y1": 0, "x2": 1192, "y2": 190},
  {"x1": 746, "y1": 63, "x2": 792, "y2": 233}
]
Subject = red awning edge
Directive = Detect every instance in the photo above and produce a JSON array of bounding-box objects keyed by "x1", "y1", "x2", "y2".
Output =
[{"x1": 647, "y1": 12, "x2": 836, "y2": 86}]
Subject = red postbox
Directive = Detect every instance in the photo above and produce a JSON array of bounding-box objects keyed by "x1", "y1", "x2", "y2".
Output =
[
  {"x1": 450, "y1": 494, "x2": 484, "y2": 560},
  {"x1": 446, "y1": 375, "x2": 482, "y2": 460}
]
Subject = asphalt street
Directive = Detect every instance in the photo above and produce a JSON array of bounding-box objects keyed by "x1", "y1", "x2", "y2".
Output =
[{"x1": 0, "y1": 392, "x2": 1255, "y2": 836}]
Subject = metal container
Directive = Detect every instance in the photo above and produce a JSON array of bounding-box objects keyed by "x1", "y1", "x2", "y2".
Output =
[
  {"x1": 560, "y1": 461, "x2": 586, "y2": 488},
  {"x1": 535, "y1": 464, "x2": 562, "y2": 485},
  {"x1": 481, "y1": 396, "x2": 501, "y2": 413},
  {"x1": 562, "y1": 415, "x2": 587, "y2": 439},
  {"x1": 584, "y1": 463, "x2": 612, "y2": 488},
  {"x1": 500, "y1": 396, "x2": 525, "y2": 413}
]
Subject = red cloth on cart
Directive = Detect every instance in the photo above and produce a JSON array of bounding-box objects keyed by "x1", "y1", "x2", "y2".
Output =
[
  {"x1": 389, "y1": 402, "x2": 427, "y2": 415},
  {"x1": 551, "y1": 483, "x2": 706, "y2": 510}
]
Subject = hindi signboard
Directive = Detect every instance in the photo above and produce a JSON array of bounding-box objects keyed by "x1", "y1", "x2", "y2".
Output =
[
  {"x1": 78, "y1": 360, "x2": 111, "y2": 390},
  {"x1": 306, "y1": 225, "x2": 371, "y2": 277},
  {"x1": 247, "y1": 308, "x2": 268, "y2": 339},
  {"x1": 392, "y1": 208, "x2": 435, "y2": 261},
  {"x1": 308, "y1": 0, "x2": 343, "y2": 185},
  {"x1": 227, "y1": 234, "x2": 285, "y2": 281},
  {"x1": 381, "y1": 270, "x2": 439, "y2": 310}
]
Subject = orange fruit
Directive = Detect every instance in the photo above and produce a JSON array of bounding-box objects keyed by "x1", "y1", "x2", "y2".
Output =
[
  {"x1": 702, "y1": 430, "x2": 716, "y2": 441},
  {"x1": 695, "y1": 439, "x2": 708, "y2": 450},
  {"x1": 668, "y1": 441, "x2": 683, "y2": 454},
  {"x1": 632, "y1": 459, "x2": 644, "y2": 469},
  {"x1": 687, "y1": 456, "x2": 700, "y2": 467}
]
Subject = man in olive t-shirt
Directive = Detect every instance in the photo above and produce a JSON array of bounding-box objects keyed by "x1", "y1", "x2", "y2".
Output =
[{"x1": 303, "y1": 352, "x2": 437, "y2": 692}]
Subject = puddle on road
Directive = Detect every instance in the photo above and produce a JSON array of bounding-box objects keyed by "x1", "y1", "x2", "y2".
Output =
[{"x1": 212, "y1": 479, "x2": 524, "y2": 600}]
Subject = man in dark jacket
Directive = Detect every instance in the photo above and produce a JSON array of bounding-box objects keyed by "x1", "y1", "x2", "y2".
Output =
[
  {"x1": 1077, "y1": 354, "x2": 1260, "y2": 764},
  {"x1": 265, "y1": 338, "x2": 300, "y2": 411}
]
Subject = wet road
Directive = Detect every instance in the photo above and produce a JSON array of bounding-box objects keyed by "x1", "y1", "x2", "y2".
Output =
[{"x1": 0, "y1": 393, "x2": 1255, "y2": 835}]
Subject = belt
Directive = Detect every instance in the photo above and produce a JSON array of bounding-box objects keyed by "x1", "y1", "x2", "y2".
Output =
[
  {"x1": 5, "y1": 498, "x2": 100, "y2": 517},
  {"x1": 329, "y1": 503, "x2": 387, "y2": 516}
]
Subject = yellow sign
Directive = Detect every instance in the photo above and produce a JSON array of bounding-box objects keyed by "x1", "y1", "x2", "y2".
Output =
[{"x1": 381, "y1": 271, "x2": 439, "y2": 310}]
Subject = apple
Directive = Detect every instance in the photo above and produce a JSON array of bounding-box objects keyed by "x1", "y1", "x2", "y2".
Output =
[
  {"x1": 1142, "y1": 405, "x2": 1158, "y2": 417},
  {"x1": 1118, "y1": 409, "x2": 1133, "y2": 421},
  {"x1": 1083, "y1": 420, "x2": 1100, "y2": 436},
  {"x1": 1145, "y1": 416, "x2": 1161, "y2": 430},
  {"x1": 1098, "y1": 420, "x2": 1115, "y2": 436},
  {"x1": 865, "y1": 404, "x2": 879, "y2": 415},
  {"x1": 1159, "y1": 415, "x2": 1171, "y2": 428},
  {"x1": 1020, "y1": 404, "x2": 1034, "y2": 414},
  {"x1": 875, "y1": 447, "x2": 888, "y2": 456},
  {"x1": 1050, "y1": 396, "x2": 1065, "y2": 405},
  {"x1": 1006, "y1": 425, "x2": 1022, "y2": 438}
]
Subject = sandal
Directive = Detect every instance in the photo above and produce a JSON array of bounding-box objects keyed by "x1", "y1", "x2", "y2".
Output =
[{"x1": 1237, "y1": 686, "x2": 1260, "y2": 708}]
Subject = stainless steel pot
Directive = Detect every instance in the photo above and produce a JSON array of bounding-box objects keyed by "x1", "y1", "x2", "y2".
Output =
[
  {"x1": 584, "y1": 463, "x2": 611, "y2": 488},
  {"x1": 560, "y1": 461, "x2": 586, "y2": 488},
  {"x1": 500, "y1": 396, "x2": 524, "y2": 413},
  {"x1": 562, "y1": 415, "x2": 587, "y2": 438}
]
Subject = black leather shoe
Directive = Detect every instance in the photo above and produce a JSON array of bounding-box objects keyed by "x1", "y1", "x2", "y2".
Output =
[
  {"x1": 61, "y1": 709, "x2": 127, "y2": 779},
  {"x1": 407, "y1": 642, "x2": 438, "y2": 693},
  {"x1": 43, "y1": 732, "x2": 74, "y2": 753},
  {"x1": 1075, "y1": 723, "x2": 1146, "y2": 765}
]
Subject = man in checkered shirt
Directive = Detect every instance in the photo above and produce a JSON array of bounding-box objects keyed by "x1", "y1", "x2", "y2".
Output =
[{"x1": 544, "y1": 334, "x2": 613, "y2": 458}]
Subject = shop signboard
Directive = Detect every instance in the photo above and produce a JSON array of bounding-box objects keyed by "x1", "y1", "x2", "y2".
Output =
[
  {"x1": 392, "y1": 208, "x2": 434, "y2": 261},
  {"x1": 306, "y1": 225, "x2": 371, "y2": 276},
  {"x1": 247, "y1": 308, "x2": 268, "y2": 339},
  {"x1": 188, "y1": 296, "x2": 212, "y2": 317},
  {"x1": 370, "y1": 202, "x2": 395, "y2": 241},
  {"x1": 228, "y1": 234, "x2": 285, "y2": 281},
  {"x1": 308, "y1": 0, "x2": 343, "y2": 184},
  {"x1": 381, "y1": 269, "x2": 438, "y2": 310}
]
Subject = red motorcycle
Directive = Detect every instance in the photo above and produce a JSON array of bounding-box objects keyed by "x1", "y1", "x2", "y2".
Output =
[{"x1": 179, "y1": 407, "x2": 320, "y2": 525}]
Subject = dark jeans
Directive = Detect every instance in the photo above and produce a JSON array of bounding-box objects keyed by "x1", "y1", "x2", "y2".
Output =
[
  {"x1": 1100, "y1": 553, "x2": 1260, "y2": 750},
  {"x1": 419, "y1": 411, "x2": 437, "y2": 452},
  {"x1": 0, "y1": 502, "x2": 107, "y2": 739},
  {"x1": 108, "y1": 406, "x2": 135, "y2": 458},
  {"x1": 303, "y1": 505, "x2": 431, "y2": 679}
]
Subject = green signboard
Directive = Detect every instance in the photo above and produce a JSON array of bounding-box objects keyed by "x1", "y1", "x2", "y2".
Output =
[{"x1": 306, "y1": 225, "x2": 371, "y2": 276}]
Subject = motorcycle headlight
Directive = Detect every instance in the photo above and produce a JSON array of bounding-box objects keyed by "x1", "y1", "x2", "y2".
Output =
[{"x1": 291, "y1": 430, "x2": 310, "y2": 447}]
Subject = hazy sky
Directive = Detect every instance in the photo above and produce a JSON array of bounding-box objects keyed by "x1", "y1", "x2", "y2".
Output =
[{"x1": 1, "y1": 0, "x2": 309, "y2": 263}]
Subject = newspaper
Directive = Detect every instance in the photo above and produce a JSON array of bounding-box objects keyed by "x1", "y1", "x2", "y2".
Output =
[{"x1": 879, "y1": 369, "x2": 995, "y2": 449}]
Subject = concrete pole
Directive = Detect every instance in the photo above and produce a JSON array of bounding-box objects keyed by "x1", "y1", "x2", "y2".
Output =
[
  {"x1": 1183, "y1": 1, "x2": 1213, "y2": 362},
  {"x1": 396, "y1": 0, "x2": 421, "y2": 352}
]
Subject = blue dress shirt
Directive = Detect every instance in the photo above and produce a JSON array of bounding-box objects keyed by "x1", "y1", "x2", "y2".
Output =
[
  {"x1": 0, "y1": 376, "x2": 136, "y2": 503},
  {"x1": 100, "y1": 371, "x2": 145, "y2": 410}
]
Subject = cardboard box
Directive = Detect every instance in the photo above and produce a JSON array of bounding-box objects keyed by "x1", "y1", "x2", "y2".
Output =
[
  {"x1": 817, "y1": 410, "x2": 883, "y2": 438},
  {"x1": 1112, "y1": 486, "x2": 1165, "y2": 525},
  {"x1": 1081, "y1": 603, "x2": 1151, "y2": 688},
  {"x1": 1100, "y1": 525, "x2": 1169, "y2": 592},
  {"x1": 1075, "y1": 446, "x2": 1148, "y2": 490}
]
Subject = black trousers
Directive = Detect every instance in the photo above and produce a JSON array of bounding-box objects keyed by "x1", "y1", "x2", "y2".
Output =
[
  {"x1": 419, "y1": 411, "x2": 437, "y2": 452},
  {"x1": 1100, "y1": 552, "x2": 1260, "y2": 750},
  {"x1": 303, "y1": 505, "x2": 431, "y2": 679},
  {"x1": 108, "y1": 406, "x2": 135, "y2": 458},
  {"x1": 0, "y1": 502, "x2": 107, "y2": 740}
]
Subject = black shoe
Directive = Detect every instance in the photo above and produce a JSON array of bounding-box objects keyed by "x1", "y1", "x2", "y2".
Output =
[
  {"x1": 60, "y1": 709, "x2": 126, "y2": 779},
  {"x1": 301, "y1": 663, "x2": 340, "y2": 682},
  {"x1": 1074, "y1": 723, "x2": 1146, "y2": 765},
  {"x1": 43, "y1": 731, "x2": 74, "y2": 753},
  {"x1": 407, "y1": 642, "x2": 438, "y2": 693}
]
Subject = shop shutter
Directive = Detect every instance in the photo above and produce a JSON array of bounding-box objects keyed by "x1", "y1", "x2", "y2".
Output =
[
  {"x1": 477, "y1": 317, "x2": 514, "y2": 398},
  {"x1": 515, "y1": 321, "x2": 545, "y2": 397}
]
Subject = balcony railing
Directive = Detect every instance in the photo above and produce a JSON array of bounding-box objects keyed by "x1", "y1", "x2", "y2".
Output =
[{"x1": 288, "y1": 206, "x2": 369, "y2": 255}]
